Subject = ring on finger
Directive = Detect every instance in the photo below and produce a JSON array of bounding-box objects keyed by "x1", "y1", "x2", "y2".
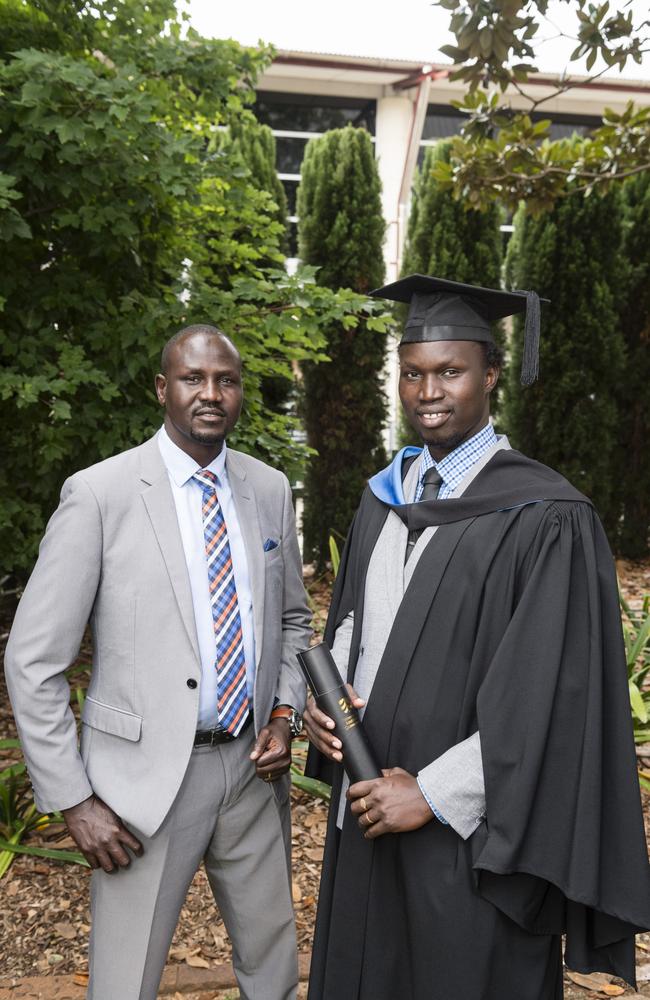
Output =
[
  {"x1": 359, "y1": 797, "x2": 368, "y2": 813},
  {"x1": 363, "y1": 810, "x2": 374, "y2": 827}
]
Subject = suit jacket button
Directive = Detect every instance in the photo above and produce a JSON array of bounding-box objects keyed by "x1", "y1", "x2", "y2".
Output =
[{"x1": 186, "y1": 678, "x2": 198, "y2": 689}]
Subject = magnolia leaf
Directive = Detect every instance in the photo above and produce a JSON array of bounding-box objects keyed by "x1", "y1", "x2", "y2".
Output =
[
  {"x1": 566, "y1": 970, "x2": 624, "y2": 994},
  {"x1": 185, "y1": 954, "x2": 210, "y2": 969}
]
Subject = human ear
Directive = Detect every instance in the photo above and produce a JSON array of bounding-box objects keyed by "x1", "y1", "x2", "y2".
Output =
[
  {"x1": 485, "y1": 365, "x2": 500, "y2": 393},
  {"x1": 154, "y1": 373, "x2": 167, "y2": 405}
]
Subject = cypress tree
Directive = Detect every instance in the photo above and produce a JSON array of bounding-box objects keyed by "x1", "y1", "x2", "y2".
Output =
[
  {"x1": 297, "y1": 125, "x2": 386, "y2": 565},
  {"x1": 401, "y1": 142, "x2": 503, "y2": 286},
  {"x1": 616, "y1": 172, "x2": 650, "y2": 557},
  {"x1": 399, "y1": 141, "x2": 504, "y2": 445},
  {"x1": 230, "y1": 120, "x2": 288, "y2": 246},
  {"x1": 503, "y1": 191, "x2": 625, "y2": 527},
  {"x1": 228, "y1": 120, "x2": 291, "y2": 414}
]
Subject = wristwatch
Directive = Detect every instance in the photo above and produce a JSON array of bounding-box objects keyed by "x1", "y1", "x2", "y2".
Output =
[{"x1": 270, "y1": 704, "x2": 303, "y2": 739}]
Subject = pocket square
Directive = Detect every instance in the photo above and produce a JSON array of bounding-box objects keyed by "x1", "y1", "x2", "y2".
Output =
[{"x1": 263, "y1": 537, "x2": 279, "y2": 552}]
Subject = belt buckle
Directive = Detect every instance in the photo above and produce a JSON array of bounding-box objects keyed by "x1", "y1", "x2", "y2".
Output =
[{"x1": 213, "y1": 726, "x2": 234, "y2": 745}]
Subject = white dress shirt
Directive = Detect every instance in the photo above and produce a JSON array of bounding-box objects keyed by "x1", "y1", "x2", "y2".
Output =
[{"x1": 157, "y1": 426, "x2": 255, "y2": 729}]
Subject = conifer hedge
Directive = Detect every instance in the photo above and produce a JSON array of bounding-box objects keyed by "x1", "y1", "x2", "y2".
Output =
[
  {"x1": 401, "y1": 142, "x2": 503, "y2": 288},
  {"x1": 503, "y1": 191, "x2": 625, "y2": 527},
  {"x1": 230, "y1": 120, "x2": 288, "y2": 247},
  {"x1": 617, "y1": 172, "x2": 650, "y2": 557},
  {"x1": 297, "y1": 125, "x2": 387, "y2": 565}
]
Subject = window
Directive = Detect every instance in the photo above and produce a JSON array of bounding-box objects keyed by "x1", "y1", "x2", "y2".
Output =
[{"x1": 254, "y1": 91, "x2": 377, "y2": 261}]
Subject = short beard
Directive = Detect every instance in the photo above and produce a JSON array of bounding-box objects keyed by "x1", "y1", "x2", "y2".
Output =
[
  {"x1": 190, "y1": 428, "x2": 224, "y2": 446},
  {"x1": 424, "y1": 429, "x2": 467, "y2": 454}
]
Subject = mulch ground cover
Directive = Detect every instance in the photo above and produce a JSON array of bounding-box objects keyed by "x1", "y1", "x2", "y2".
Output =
[{"x1": 0, "y1": 562, "x2": 649, "y2": 999}]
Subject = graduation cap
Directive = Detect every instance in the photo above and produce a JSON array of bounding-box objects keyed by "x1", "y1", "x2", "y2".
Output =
[{"x1": 370, "y1": 274, "x2": 548, "y2": 386}]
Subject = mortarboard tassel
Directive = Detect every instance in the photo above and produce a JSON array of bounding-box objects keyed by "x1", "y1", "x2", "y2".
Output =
[{"x1": 520, "y1": 290, "x2": 541, "y2": 387}]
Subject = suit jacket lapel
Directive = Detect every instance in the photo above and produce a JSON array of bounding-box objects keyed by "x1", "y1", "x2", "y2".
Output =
[
  {"x1": 138, "y1": 437, "x2": 201, "y2": 666},
  {"x1": 226, "y1": 451, "x2": 265, "y2": 668}
]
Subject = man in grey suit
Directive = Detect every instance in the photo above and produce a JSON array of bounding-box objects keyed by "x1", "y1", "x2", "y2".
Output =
[{"x1": 5, "y1": 324, "x2": 311, "y2": 1000}]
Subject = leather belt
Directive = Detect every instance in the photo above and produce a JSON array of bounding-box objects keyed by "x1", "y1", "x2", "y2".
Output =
[{"x1": 193, "y1": 712, "x2": 253, "y2": 747}]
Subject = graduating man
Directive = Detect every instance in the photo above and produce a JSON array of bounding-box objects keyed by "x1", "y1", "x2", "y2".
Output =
[
  {"x1": 5, "y1": 325, "x2": 310, "y2": 999},
  {"x1": 304, "y1": 276, "x2": 650, "y2": 1000}
]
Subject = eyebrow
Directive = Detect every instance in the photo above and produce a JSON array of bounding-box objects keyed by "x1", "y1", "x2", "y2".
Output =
[
  {"x1": 178, "y1": 366, "x2": 240, "y2": 376},
  {"x1": 399, "y1": 357, "x2": 465, "y2": 370}
]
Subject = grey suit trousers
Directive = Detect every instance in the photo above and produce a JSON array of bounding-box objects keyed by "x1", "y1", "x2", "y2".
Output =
[{"x1": 88, "y1": 732, "x2": 298, "y2": 1000}]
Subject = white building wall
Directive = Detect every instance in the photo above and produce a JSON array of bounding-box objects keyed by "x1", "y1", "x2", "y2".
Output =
[
  {"x1": 374, "y1": 93, "x2": 416, "y2": 453},
  {"x1": 375, "y1": 95, "x2": 415, "y2": 281}
]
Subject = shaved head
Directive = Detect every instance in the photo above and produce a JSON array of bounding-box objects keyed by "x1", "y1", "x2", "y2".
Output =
[{"x1": 160, "y1": 324, "x2": 240, "y2": 376}]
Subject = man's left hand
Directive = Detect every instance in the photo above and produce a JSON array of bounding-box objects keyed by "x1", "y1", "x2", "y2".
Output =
[
  {"x1": 348, "y1": 767, "x2": 434, "y2": 839},
  {"x1": 250, "y1": 719, "x2": 292, "y2": 782}
]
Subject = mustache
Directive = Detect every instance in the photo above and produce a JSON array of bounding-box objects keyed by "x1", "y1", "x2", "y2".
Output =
[{"x1": 193, "y1": 406, "x2": 226, "y2": 417}]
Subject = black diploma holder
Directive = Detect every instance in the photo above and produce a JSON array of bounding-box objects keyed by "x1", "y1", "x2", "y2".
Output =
[{"x1": 297, "y1": 642, "x2": 382, "y2": 784}]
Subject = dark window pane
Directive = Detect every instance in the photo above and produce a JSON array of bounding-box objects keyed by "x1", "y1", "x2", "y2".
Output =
[
  {"x1": 536, "y1": 110, "x2": 601, "y2": 136},
  {"x1": 422, "y1": 108, "x2": 466, "y2": 140},
  {"x1": 422, "y1": 103, "x2": 602, "y2": 143},
  {"x1": 282, "y1": 179, "x2": 299, "y2": 215},
  {"x1": 288, "y1": 221, "x2": 299, "y2": 258},
  {"x1": 255, "y1": 91, "x2": 376, "y2": 133},
  {"x1": 548, "y1": 122, "x2": 594, "y2": 140},
  {"x1": 276, "y1": 136, "x2": 310, "y2": 174}
]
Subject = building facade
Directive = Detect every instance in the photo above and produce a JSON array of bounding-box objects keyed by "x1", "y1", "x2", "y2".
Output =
[{"x1": 254, "y1": 50, "x2": 650, "y2": 451}]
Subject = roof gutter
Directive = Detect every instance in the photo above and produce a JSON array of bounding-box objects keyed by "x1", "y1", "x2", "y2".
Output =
[{"x1": 392, "y1": 63, "x2": 650, "y2": 95}]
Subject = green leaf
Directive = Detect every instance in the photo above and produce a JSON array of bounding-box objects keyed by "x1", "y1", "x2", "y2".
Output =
[
  {"x1": 328, "y1": 535, "x2": 341, "y2": 576},
  {"x1": 0, "y1": 838, "x2": 89, "y2": 867},
  {"x1": 629, "y1": 681, "x2": 648, "y2": 723},
  {"x1": 289, "y1": 768, "x2": 331, "y2": 802},
  {"x1": 0, "y1": 739, "x2": 21, "y2": 751},
  {"x1": 627, "y1": 610, "x2": 650, "y2": 668},
  {"x1": 50, "y1": 399, "x2": 72, "y2": 422}
]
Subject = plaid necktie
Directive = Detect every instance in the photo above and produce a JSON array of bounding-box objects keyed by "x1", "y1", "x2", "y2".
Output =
[{"x1": 193, "y1": 469, "x2": 249, "y2": 736}]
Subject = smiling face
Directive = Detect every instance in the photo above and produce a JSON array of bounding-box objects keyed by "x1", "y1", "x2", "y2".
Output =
[
  {"x1": 398, "y1": 340, "x2": 499, "y2": 461},
  {"x1": 155, "y1": 330, "x2": 243, "y2": 465}
]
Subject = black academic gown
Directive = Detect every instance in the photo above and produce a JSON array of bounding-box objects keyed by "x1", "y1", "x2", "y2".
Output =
[{"x1": 307, "y1": 449, "x2": 650, "y2": 1000}]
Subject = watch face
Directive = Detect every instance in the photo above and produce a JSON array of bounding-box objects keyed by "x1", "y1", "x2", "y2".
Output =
[{"x1": 289, "y1": 710, "x2": 303, "y2": 738}]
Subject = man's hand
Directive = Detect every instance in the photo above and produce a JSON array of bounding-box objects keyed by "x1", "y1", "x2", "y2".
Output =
[
  {"x1": 250, "y1": 719, "x2": 292, "y2": 782},
  {"x1": 62, "y1": 794, "x2": 143, "y2": 872},
  {"x1": 303, "y1": 684, "x2": 365, "y2": 763},
  {"x1": 348, "y1": 767, "x2": 434, "y2": 840}
]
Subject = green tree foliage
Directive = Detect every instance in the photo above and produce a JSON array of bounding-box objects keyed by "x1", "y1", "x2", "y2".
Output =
[
  {"x1": 225, "y1": 120, "x2": 293, "y2": 415},
  {"x1": 402, "y1": 142, "x2": 503, "y2": 284},
  {"x1": 0, "y1": 0, "x2": 389, "y2": 577},
  {"x1": 297, "y1": 125, "x2": 387, "y2": 565},
  {"x1": 616, "y1": 171, "x2": 650, "y2": 557},
  {"x1": 503, "y1": 190, "x2": 625, "y2": 526},
  {"x1": 399, "y1": 141, "x2": 504, "y2": 443},
  {"x1": 432, "y1": 0, "x2": 650, "y2": 212},
  {"x1": 229, "y1": 121, "x2": 288, "y2": 242}
]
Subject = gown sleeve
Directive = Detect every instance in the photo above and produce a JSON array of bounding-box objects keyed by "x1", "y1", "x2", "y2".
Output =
[{"x1": 474, "y1": 500, "x2": 650, "y2": 985}]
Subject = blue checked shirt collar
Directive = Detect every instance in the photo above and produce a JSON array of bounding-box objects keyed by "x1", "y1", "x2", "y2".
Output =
[{"x1": 414, "y1": 423, "x2": 497, "y2": 501}]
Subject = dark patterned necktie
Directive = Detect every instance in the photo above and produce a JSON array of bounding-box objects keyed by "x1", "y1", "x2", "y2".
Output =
[
  {"x1": 405, "y1": 466, "x2": 443, "y2": 564},
  {"x1": 193, "y1": 469, "x2": 249, "y2": 736}
]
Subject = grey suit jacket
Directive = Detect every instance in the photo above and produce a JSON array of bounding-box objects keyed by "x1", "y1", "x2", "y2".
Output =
[{"x1": 4, "y1": 436, "x2": 311, "y2": 837}]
